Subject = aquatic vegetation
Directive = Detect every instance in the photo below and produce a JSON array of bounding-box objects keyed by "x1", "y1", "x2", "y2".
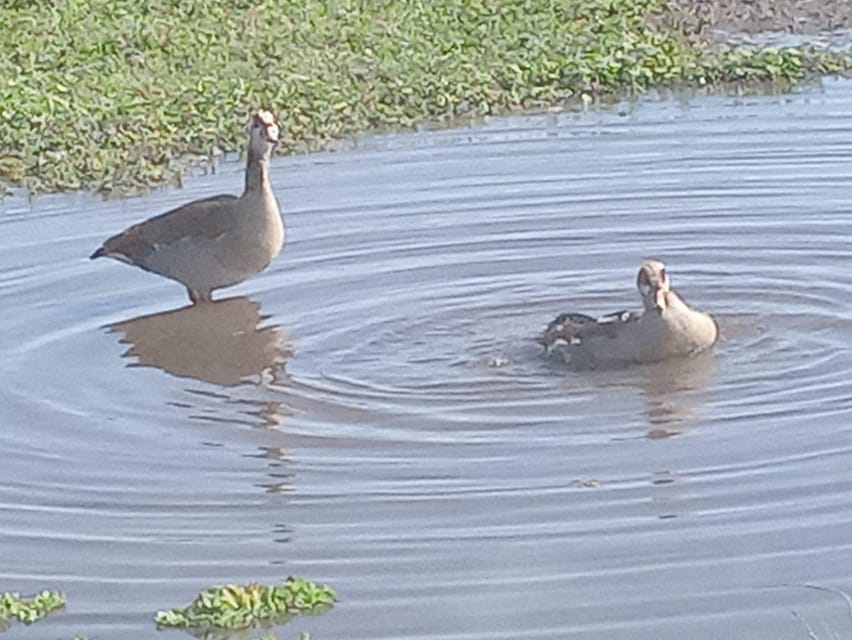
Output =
[
  {"x1": 0, "y1": 581, "x2": 329, "y2": 638},
  {"x1": 1, "y1": 0, "x2": 850, "y2": 193},
  {"x1": 155, "y1": 577, "x2": 335, "y2": 636},
  {"x1": 0, "y1": 590, "x2": 65, "y2": 628}
]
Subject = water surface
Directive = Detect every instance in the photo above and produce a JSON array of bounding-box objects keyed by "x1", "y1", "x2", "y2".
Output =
[{"x1": 4, "y1": 78, "x2": 852, "y2": 639}]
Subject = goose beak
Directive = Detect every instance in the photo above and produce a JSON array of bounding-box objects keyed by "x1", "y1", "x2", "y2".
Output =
[
  {"x1": 652, "y1": 287, "x2": 668, "y2": 313},
  {"x1": 266, "y1": 123, "x2": 280, "y2": 144}
]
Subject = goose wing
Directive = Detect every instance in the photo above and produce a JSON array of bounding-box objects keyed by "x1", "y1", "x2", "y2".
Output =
[
  {"x1": 540, "y1": 309, "x2": 640, "y2": 348},
  {"x1": 90, "y1": 194, "x2": 239, "y2": 264}
]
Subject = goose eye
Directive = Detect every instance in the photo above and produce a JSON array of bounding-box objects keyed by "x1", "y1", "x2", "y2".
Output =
[{"x1": 659, "y1": 268, "x2": 667, "y2": 283}]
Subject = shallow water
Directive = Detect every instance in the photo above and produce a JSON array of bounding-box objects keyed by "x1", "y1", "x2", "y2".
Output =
[{"x1": 4, "y1": 78, "x2": 852, "y2": 640}]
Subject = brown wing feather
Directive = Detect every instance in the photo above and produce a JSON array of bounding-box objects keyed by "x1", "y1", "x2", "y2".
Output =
[{"x1": 91, "y1": 194, "x2": 239, "y2": 263}]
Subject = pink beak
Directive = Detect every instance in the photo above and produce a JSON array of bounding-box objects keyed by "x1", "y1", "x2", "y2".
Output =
[{"x1": 653, "y1": 287, "x2": 667, "y2": 312}]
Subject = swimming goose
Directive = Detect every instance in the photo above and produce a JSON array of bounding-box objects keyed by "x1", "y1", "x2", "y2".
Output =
[
  {"x1": 91, "y1": 110, "x2": 285, "y2": 304},
  {"x1": 541, "y1": 260, "x2": 718, "y2": 367}
]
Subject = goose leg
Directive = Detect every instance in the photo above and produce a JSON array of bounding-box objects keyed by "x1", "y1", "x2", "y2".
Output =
[{"x1": 188, "y1": 288, "x2": 213, "y2": 304}]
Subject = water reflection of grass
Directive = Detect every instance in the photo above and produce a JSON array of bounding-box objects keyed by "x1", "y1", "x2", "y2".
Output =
[{"x1": 2, "y1": 0, "x2": 849, "y2": 194}]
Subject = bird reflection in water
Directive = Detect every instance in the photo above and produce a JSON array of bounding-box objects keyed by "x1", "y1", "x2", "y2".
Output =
[
  {"x1": 640, "y1": 350, "x2": 717, "y2": 437},
  {"x1": 594, "y1": 349, "x2": 718, "y2": 440},
  {"x1": 108, "y1": 296, "x2": 292, "y2": 387}
]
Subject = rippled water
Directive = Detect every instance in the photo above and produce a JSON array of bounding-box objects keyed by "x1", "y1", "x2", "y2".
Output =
[{"x1": 4, "y1": 78, "x2": 852, "y2": 640}]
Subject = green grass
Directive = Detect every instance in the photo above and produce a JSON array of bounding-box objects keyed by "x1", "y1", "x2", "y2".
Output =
[
  {"x1": 0, "y1": 590, "x2": 65, "y2": 629},
  {"x1": 155, "y1": 577, "x2": 335, "y2": 637},
  {"x1": 0, "y1": 580, "x2": 331, "y2": 638},
  {"x1": 1, "y1": 0, "x2": 850, "y2": 194}
]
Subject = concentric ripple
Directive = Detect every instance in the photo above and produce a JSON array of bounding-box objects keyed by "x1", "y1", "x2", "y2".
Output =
[{"x1": 3, "y1": 80, "x2": 852, "y2": 640}]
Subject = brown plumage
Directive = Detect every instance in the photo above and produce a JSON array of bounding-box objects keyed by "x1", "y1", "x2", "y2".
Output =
[
  {"x1": 541, "y1": 260, "x2": 718, "y2": 368},
  {"x1": 91, "y1": 110, "x2": 285, "y2": 304}
]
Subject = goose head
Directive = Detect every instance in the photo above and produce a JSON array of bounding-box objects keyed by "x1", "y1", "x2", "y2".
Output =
[
  {"x1": 248, "y1": 109, "x2": 280, "y2": 158},
  {"x1": 636, "y1": 259, "x2": 671, "y2": 313}
]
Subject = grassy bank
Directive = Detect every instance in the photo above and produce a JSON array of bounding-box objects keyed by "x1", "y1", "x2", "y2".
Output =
[{"x1": 1, "y1": 0, "x2": 849, "y2": 194}]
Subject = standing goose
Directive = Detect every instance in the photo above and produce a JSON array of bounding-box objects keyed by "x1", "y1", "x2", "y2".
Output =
[
  {"x1": 91, "y1": 110, "x2": 285, "y2": 304},
  {"x1": 541, "y1": 259, "x2": 718, "y2": 367}
]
